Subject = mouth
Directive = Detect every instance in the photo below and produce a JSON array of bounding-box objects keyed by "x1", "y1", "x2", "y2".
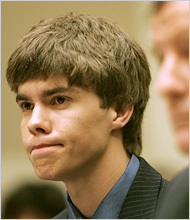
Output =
[{"x1": 32, "y1": 143, "x2": 64, "y2": 151}]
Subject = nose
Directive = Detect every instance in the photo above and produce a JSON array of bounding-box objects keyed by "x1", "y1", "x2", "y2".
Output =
[
  {"x1": 27, "y1": 105, "x2": 51, "y2": 135},
  {"x1": 156, "y1": 53, "x2": 186, "y2": 99}
]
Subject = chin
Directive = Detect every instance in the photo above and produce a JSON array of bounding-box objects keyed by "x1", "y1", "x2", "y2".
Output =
[
  {"x1": 34, "y1": 167, "x2": 67, "y2": 181},
  {"x1": 33, "y1": 164, "x2": 58, "y2": 180},
  {"x1": 35, "y1": 170, "x2": 55, "y2": 180}
]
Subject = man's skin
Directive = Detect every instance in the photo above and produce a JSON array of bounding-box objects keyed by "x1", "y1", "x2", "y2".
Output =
[{"x1": 17, "y1": 76, "x2": 133, "y2": 218}]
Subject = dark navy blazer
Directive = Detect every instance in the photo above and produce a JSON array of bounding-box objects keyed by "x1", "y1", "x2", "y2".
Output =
[{"x1": 54, "y1": 157, "x2": 169, "y2": 219}]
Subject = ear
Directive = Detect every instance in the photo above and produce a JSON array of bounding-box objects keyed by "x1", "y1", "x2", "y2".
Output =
[{"x1": 112, "y1": 105, "x2": 134, "y2": 131}]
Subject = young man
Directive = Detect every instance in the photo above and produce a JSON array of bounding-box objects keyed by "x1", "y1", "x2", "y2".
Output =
[
  {"x1": 151, "y1": 1, "x2": 189, "y2": 219},
  {"x1": 6, "y1": 12, "x2": 168, "y2": 219}
]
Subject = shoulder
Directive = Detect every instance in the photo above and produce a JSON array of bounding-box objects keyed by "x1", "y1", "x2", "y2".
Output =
[
  {"x1": 161, "y1": 167, "x2": 189, "y2": 200},
  {"x1": 137, "y1": 157, "x2": 169, "y2": 185},
  {"x1": 168, "y1": 167, "x2": 189, "y2": 197},
  {"x1": 155, "y1": 167, "x2": 189, "y2": 219},
  {"x1": 118, "y1": 157, "x2": 169, "y2": 219},
  {"x1": 53, "y1": 208, "x2": 68, "y2": 219},
  {"x1": 137, "y1": 157, "x2": 169, "y2": 203},
  {"x1": 172, "y1": 167, "x2": 189, "y2": 185},
  {"x1": 136, "y1": 157, "x2": 169, "y2": 198}
]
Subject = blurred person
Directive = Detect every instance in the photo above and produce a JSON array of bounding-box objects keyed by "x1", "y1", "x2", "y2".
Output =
[
  {"x1": 151, "y1": 1, "x2": 189, "y2": 219},
  {"x1": 2, "y1": 183, "x2": 66, "y2": 219},
  {"x1": 6, "y1": 12, "x2": 169, "y2": 219}
]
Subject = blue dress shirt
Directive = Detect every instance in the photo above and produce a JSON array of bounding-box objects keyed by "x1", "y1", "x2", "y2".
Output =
[{"x1": 66, "y1": 154, "x2": 140, "y2": 219}]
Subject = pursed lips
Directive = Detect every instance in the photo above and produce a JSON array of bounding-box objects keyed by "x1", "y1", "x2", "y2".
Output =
[{"x1": 31, "y1": 143, "x2": 64, "y2": 152}]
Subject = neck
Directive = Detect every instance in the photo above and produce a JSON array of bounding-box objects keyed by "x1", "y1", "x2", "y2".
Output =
[{"x1": 64, "y1": 133, "x2": 130, "y2": 218}]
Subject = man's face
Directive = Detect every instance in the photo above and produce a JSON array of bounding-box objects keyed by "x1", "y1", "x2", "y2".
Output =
[
  {"x1": 151, "y1": 1, "x2": 189, "y2": 153},
  {"x1": 17, "y1": 77, "x2": 115, "y2": 181}
]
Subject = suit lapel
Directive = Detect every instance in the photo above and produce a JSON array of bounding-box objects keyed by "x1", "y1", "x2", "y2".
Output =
[
  {"x1": 119, "y1": 157, "x2": 162, "y2": 219},
  {"x1": 55, "y1": 157, "x2": 164, "y2": 219}
]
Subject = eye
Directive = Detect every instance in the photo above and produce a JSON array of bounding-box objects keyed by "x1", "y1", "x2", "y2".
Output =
[
  {"x1": 20, "y1": 102, "x2": 34, "y2": 111},
  {"x1": 52, "y1": 96, "x2": 68, "y2": 105}
]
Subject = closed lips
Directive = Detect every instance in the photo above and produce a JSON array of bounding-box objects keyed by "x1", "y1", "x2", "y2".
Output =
[{"x1": 32, "y1": 143, "x2": 63, "y2": 150}]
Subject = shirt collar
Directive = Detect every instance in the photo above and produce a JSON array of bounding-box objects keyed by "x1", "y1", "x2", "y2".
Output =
[{"x1": 66, "y1": 154, "x2": 140, "y2": 219}]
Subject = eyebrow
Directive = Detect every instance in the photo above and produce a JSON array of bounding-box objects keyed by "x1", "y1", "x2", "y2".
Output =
[
  {"x1": 42, "y1": 87, "x2": 75, "y2": 97},
  {"x1": 16, "y1": 86, "x2": 77, "y2": 103},
  {"x1": 16, "y1": 94, "x2": 29, "y2": 103}
]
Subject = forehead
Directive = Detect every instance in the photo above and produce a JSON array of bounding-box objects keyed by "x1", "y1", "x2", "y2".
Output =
[
  {"x1": 152, "y1": 1, "x2": 189, "y2": 42},
  {"x1": 156, "y1": 1, "x2": 189, "y2": 18},
  {"x1": 18, "y1": 76, "x2": 69, "y2": 93}
]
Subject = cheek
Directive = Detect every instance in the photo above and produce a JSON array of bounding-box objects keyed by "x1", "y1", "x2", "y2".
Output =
[
  {"x1": 21, "y1": 119, "x2": 27, "y2": 139},
  {"x1": 57, "y1": 111, "x2": 111, "y2": 148},
  {"x1": 20, "y1": 119, "x2": 30, "y2": 154},
  {"x1": 20, "y1": 119, "x2": 25, "y2": 136}
]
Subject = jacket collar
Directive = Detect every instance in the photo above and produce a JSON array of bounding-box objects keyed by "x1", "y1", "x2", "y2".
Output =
[{"x1": 118, "y1": 157, "x2": 162, "y2": 219}]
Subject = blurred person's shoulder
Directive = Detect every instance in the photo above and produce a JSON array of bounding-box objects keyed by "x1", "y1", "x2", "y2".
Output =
[{"x1": 155, "y1": 167, "x2": 189, "y2": 219}]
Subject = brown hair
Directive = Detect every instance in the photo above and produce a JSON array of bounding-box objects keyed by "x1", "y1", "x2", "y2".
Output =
[{"x1": 6, "y1": 12, "x2": 151, "y2": 156}]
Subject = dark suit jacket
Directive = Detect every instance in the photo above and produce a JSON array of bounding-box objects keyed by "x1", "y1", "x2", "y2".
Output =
[
  {"x1": 54, "y1": 157, "x2": 169, "y2": 219},
  {"x1": 154, "y1": 167, "x2": 189, "y2": 219}
]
